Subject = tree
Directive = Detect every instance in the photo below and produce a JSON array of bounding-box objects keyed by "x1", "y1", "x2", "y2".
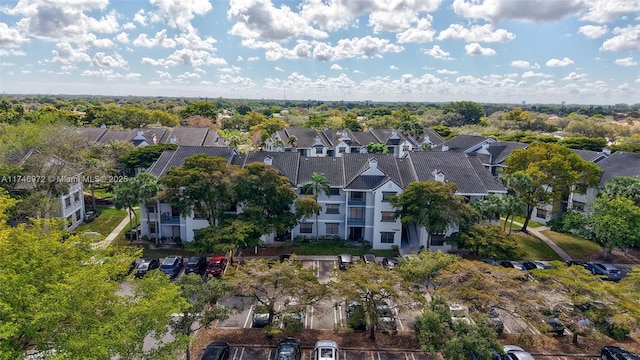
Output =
[
  {"x1": 442, "y1": 321, "x2": 502, "y2": 360},
  {"x1": 331, "y1": 262, "x2": 421, "y2": 340},
  {"x1": 453, "y1": 223, "x2": 519, "y2": 259},
  {"x1": 112, "y1": 178, "x2": 139, "y2": 241},
  {"x1": 559, "y1": 137, "x2": 608, "y2": 151},
  {"x1": 366, "y1": 142, "x2": 389, "y2": 154},
  {"x1": 170, "y1": 274, "x2": 231, "y2": 360},
  {"x1": 396, "y1": 251, "x2": 458, "y2": 295},
  {"x1": 443, "y1": 101, "x2": 484, "y2": 125},
  {"x1": 287, "y1": 134, "x2": 298, "y2": 148},
  {"x1": 301, "y1": 172, "x2": 331, "y2": 241},
  {"x1": 389, "y1": 181, "x2": 476, "y2": 250},
  {"x1": 502, "y1": 142, "x2": 602, "y2": 232},
  {"x1": 118, "y1": 143, "x2": 178, "y2": 176},
  {"x1": 601, "y1": 175, "x2": 640, "y2": 206},
  {"x1": 180, "y1": 101, "x2": 217, "y2": 119},
  {"x1": 236, "y1": 104, "x2": 252, "y2": 116},
  {"x1": 414, "y1": 295, "x2": 451, "y2": 354},
  {"x1": 228, "y1": 258, "x2": 327, "y2": 327},
  {"x1": 0, "y1": 189, "x2": 186, "y2": 358},
  {"x1": 81, "y1": 144, "x2": 117, "y2": 211},
  {"x1": 160, "y1": 154, "x2": 238, "y2": 226},
  {"x1": 589, "y1": 195, "x2": 640, "y2": 258},
  {"x1": 136, "y1": 173, "x2": 160, "y2": 243}
]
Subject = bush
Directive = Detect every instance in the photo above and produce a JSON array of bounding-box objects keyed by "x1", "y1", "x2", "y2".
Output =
[{"x1": 548, "y1": 210, "x2": 592, "y2": 239}]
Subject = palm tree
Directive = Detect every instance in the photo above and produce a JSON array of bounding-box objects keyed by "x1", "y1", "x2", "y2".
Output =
[
  {"x1": 502, "y1": 195, "x2": 526, "y2": 234},
  {"x1": 301, "y1": 172, "x2": 331, "y2": 241},
  {"x1": 287, "y1": 134, "x2": 297, "y2": 149},
  {"x1": 136, "y1": 173, "x2": 160, "y2": 243}
]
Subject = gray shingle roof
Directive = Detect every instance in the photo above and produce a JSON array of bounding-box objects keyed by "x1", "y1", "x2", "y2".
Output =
[
  {"x1": 297, "y1": 156, "x2": 344, "y2": 187},
  {"x1": 342, "y1": 153, "x2": 406, "y2": 190},
  {"x1": 478, "y1": 141, "x2": 528, "y2": 165},
  {"x1": 281, "y1": 128, "x2": 324, "y2": 148},
  {"x1": 571, "y1": 149, "x2": 608, "y2": 163},
  {"x1": 432, "y1": 134, "x2": 488, "y2": 152},
  {"x1": 237, "y1": 152, "x2": 300, "y2": 185},
  {"x1": 408, "y1": 151, "x2": 504, "y2": 195},
  {"x1": 74, "y1": 127, "x2": 108, "y2": 143},
  {"x1": 160, "y1": 127, "x2": 209, "y2": 146},
  {"x1": 147, "y1": 146, "x2": 236, "y2": 177},
  {"x1": 596, "y1": 151, "x2": 640, "y2": 185}
]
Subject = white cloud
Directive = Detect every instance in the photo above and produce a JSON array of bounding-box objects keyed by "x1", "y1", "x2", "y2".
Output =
[
  {"x1": 521, "y1": 71, "x2": 552, "y2": 78},
  {"x1": 436, "y1": 69, "x2": 458, "y2": 74},
  {"x1": 580, "y1": 0, "x2": 640, "y2": 23},
  {"x1": 218, "y1": 74, "x2": 255, "y2": 89},
  {"x1": 0, "y1": 23, "x2": 29, "y2": 47},
  {"x1": 149, "y1": 0, "x2": 212, "y2": 32},
  {"x1": 452, "y1": 0, "x2": 584, "y2": 23},
  {"x1": 396, "y1": 17, "x2": 436, "y2": 44},
  {"x1": 133, "y1": 30, "x2": 177, "y2": 48},
  {"x1": 310, "y1": 36, "x2": 404, "y2": 61},
  {"x1": 50, "y1": 42, "x2": 91, "y2": 64},
  {"x1": 122, "y1": 22, "x2": 136, "y2": 30},
  {"x1": 438, "y1": 24, "x2": 515, "y2": 42},
  {"x1": 464, "y1": 43, "x2": 496, "y2": 56},
  {"x1": 247, "y1": 56, "x2": 260, "y2": 61},
  {"x1": 423, "y1": 45, "x2": 453, "y2": 60},
  {"x1": 510, "y1": 60, "x2": 530, "y2": 68},
  {"x1": 562, "y1": 72, "x2": 587, "y2": 81},
  {"x1": 141, "y1": 49, "x2": 227, "y2": 67},
  {"x1": 219, "y1": 65, "x2": 241, "y2": 73},
  {"x1": 330, "y1": 64, "x2": 342, "y2": 70},
  {"x1": 389, "y1": 65, "x2": 398, "y2": 70},
  {"x1": 115, "y1": 32, "x2": 129, "y2": 44},
  {"x1": 0, "y1": 49, "x2": 26, "y2": 56},
  {"x1": 615, "y1": 57, "x2": 638, "y2": 67},
  {"x1": 81, "y1": 68, "x2": 140, "y2": 80},
  {"x1": 133, "y1": 10, "x2": 147, "y2": 26},
  {"x1": 228, "y1": 0, "x2": 328, "y2": 41},
  {"x1": 92, "y1": 51, "x2": 127, "y2": 67},
  {"x1": 274, "y1": 66, "x2": 285, "y2": 72},
  {"x1": 579, "y1": 25, "x2": 608, "y2": 39},
  {"x1": 157, "y1": 70, "x2": 172, "y2": 79},
  {"x1": 237, "y1": 56, "x2": 243, "y2": 61},
  {"x1": 177, "y1": 71, "x2": 201, "y2": 80},
  {"x1": 546, "y1": 57, "x2": 574, "y2": 67},
  {"x1": 600, "y1": 25, "x2": 640, "y2": 51}
]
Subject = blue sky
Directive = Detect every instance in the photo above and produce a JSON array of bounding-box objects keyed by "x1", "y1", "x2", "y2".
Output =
[{"x1": 1, "y1": 0, "x2": 639, "y2": 105}]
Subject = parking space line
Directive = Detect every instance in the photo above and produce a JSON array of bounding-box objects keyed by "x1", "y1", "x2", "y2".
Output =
[
  {"x1": 267, "y1": 349, "x2": 272, "y2": 360},
  {"x1": 310, "y1": 305, "x2": 315, "y2": 329},
  {"x1": 243, "y1": 305, "x2": 254, "y2": 329},
  {"x1": 504, "y1": 324, "x2": 512, "y2": 334},
  {"x1": 371, "y1": 353, "x2": 376, "y2": 360}
]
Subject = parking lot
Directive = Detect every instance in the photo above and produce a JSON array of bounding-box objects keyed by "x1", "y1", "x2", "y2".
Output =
[{"x1": 220, "y1": 346, "x2": 437, "y2": 360}]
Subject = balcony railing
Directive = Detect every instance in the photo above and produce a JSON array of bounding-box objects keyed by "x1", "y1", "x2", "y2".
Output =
[
  {"x1": 347, "y1": 217, "x2": 366, "y2": 226},
  {"x1": 348, "y1": 198, "x2": 366, "y2": 205}
]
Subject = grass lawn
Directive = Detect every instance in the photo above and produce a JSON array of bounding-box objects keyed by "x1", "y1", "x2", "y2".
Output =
[
  {"x1": 510, "y1": 233, "x2": 562, "y2": 261},
  {"x1": 540, "y1": 230, "x2": 602, "y2": 260},
  {"x1": 110, "y1": 209, "x2": 141, "y2": 248},
  {"x1": 73, "y1": 207, "x2": 127, "y2": 236},
  {"x1": 510, "y1": 216, "x2": 544, "y2": 228}
]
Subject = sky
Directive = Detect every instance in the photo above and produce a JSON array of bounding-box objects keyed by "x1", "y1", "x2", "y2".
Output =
[{"x1": 0, "y1": 0, "x2": 639, "y2": 105}]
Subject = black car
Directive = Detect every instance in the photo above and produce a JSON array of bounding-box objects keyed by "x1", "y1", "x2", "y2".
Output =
[
  {"x1": 360, "y1": 254, "x2": 376, "y2": 264},
  {"x1": 338, "y1": 254, "x2": 353, "y2": 271},
  {"x1": 200, "y1": 341, "x2": 230, "y2": 360},
  {"x1": 252, "y1": 305, "x2": 270, "y2": 328},
  {"x1": 382, "y1": 257, "x2": 399, "y2": 270},
  {"x1": 487, "y1": 308, "x2": 504, "y2": 335},
  {"x1": 160, "y1": 255, "x2": 183, "y2": 278},
  {"x1": 601, "y1": 346, "x2": 640, "y2": 360},
  {"x1": 275, "y1": 337, "x2": 301, "y2": 360},
  {"x1": 548, "y1": 317, "x2": 565, "y2": 336},
  {"x1": 184, "y1": 255, "x2": 207, "y2": 275},
  {"x1": 134, "y1": 258, "x2": 160, "y2": 278}
]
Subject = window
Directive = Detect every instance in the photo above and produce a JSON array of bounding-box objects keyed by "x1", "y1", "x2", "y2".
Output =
[
  {"x1": 73, "y1": 192, "x2": 80, "y2": 202},
  {"x1": 572, "y1": 201, "x2": 586, "y2": 212},
  {"x1": 75, "y1": 210, "x2": 81, "y2": 220},
  {"x1": 350, "y1": 192, "x2": 364, "y2": 201},
  {"x1": 300, "y1": 223, "x2": 313, "y2": 234},
  {"x1": 326, "y1": 204, "x2": 340, "y2": 214},
  {"x1": 193, "y1": 210, "x2": 206, "y2": 219},
  {"x1": 147, "y1": 206, "x2": 155, "y2": 214},
  {"x1": 536, "y1": 208, "x2": 548, "y2": 219},
  {"x1": 149, "y1": 222, "x2": 157, "y2": 234},
  {"x1": 314, "y1": 147, "x2": 323, "y2": 155},
  {"x1": 402, "y1": 145, "x2": 410, "y2": 152},
  {"x1": 329, "y1": 187, "x2": 340, "y2": 196},
  {"x1": 349, "y1": 207, "x2": 364, "y2": 219},
  {"x1": 338, "y1": 147, "x2": 346, "y2": 153},
  {"x1": 299, "y1": 187, "x2": 307, "y2": 195},
  {"x1": 430, "y1": 234, "x2": 445, "y2": 246},
  {"x1": 380, "y1": 232, "x2": 395, "y2": 243},
  {"x1": 326, "y1": 223, "x2": 339, "y2": 235},
  {"x1": 381, "y1": 211, "x2": 395, "y2": 222},
  {"x1": 382, "y1": 192, "x2": 396, "y2": 202},
  {"x1": 65, "y1": 197, "x2": 71, "y2": 208}
]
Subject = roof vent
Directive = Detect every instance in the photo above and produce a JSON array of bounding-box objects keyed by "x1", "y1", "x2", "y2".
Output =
[{"x1": 441, "y1": 144, "x2": 449, "y2": 152}]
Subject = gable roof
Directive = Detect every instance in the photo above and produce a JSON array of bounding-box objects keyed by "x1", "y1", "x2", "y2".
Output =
[
  {"x1": 233, "y1": 151, "x2": 300, "y2": 185},
  {"x1": 147, "y1": 146, "x2": 236, "y2": 177},
  {"x1": 415, "y1": 128, "x2": 445, "y2": 147},
  {"x1": 408, "y1": 151, "x2": 506, "y2": 195},
  {"x1": 342, "y1": 153, "x2": 407, "y2": 190},
  {"x1": 477, "y1": 141, "x2": 528, "y2": 165},
  {"x1": 432, "y1": 134, "x2": 489, "y2": 152},
  {"x1": 596, "y1": 151, "x2": 640, "y2": 185},
  {"x1": 571, "y1": 148, "x2": 609, "y2": 163},
  {"x1": 297, "y1": 156, "x2": 344, "y2": 187}
]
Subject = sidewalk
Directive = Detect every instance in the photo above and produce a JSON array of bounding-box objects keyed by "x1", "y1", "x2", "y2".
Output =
[
  {"x1": 93, "y1": 208, "x2": 135, "y2": 250},
  {"x1": 503, "y1": 219, "x2": 573, "y2": 261}
]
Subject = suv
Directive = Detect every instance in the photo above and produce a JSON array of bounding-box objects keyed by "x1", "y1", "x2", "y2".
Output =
[
  {"x1": 184, "y1": 255, "x2": 207, "y2": 276},
  {"x1": 586, "y1": 262, "x2": 623, "y2": 281},
  {"x1": 252, "y1": 305, "x2": 270, "y2": 328},
  {"x1": 275, "y1": 337, "x2": 301, "y2": 360},
  {"x1": 200, "y1": 341, "x2": 230, "y2": 360},
  {"x1": 360, "y1": 254, "x2": 376, "y2": 264},
  {"x1": 548, "y1": 317, "x2": 565, "y2": 336},
  {"x1": 382, "y1": 257, "x2": 399, "y2": 270},
  {"x1": 502, "y1": 345, "x2": 536, "y2": 360},
  {"x1": 338, "y1": 254, "x2": 353, "y2": 271},
  {"x1": 160, "y1": 255, "x2": 183, "y2": 278},
  {"x1": 134, "y1": 258, "x2": 159, "y2": 278},
  {"x1": 314, "y1": 340, "x2": 339, "y2": 360},
  {"x1": 206, "y1": 256, "x2": 227, "y2": 278},
  {"x1": 601, "y1": 346, "x2": 640, "y2": 360}
]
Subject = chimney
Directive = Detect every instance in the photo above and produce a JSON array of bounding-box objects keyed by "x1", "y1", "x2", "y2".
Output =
[
  {"x1": 369, "y1": 158, "x2": 378, "y2": 169},
  {"x1": 441, "y1": 144, "x2": 449, "y2": 152},
  {"x1": 602, "y1": 147, "x2": 611, "y2": 156},
  {"x1": 169, "y1": 135, "x2": 178, "y2": 144},
  {"x1": 432, "y1": 169, "x2": 445, "y2": 182}
]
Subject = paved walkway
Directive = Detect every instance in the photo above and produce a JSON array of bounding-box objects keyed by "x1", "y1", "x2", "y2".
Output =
[
  {"x1": 93, "y1": 208, "x2": 135, "y2": 249},
  {"x1": 505, "y1": 219, "x2": 573, "y2": 261}
]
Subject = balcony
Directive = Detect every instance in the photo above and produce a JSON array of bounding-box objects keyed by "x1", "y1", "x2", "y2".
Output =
[
  {"x1": 347, "y1": 217, "x2": 366, "y2": 226},
  {"x1": 348, "y1": 198, "x2": 366, "y2": 206},
  {"x1": 160, "y1": 213, "x2": 181, "y2": 224}
]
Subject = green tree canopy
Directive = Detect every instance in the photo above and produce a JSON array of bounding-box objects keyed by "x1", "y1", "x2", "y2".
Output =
[
  {"x1": 179, "y1": 101, "x2": 218, "y2": 119},
  {"x1": 443, "y1": 101, "x2": 484, "y2": 125},
  {"x1": 589, "y1": 194, "x2": 640, "y2": 258},
  {"x1": 559, "y1": 136, "x2": 608, "y2": 151},
  {"x1": 118, "y1": 143, "x2": 178, "y2": 175}
]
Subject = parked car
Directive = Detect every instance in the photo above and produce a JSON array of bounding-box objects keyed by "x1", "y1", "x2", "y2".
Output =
[
  {"x1": 522, "y1": 261, "x2": 551, "y2": 270},
  {"x1": 487, "y1": 308, "x2": 504, "y2": 335},
  {"x1": 548, "y1": 317, "x2": 565, "y2": 336},
  {"x1": 360, "y1": 254, "x2": 376, "y2": 264},
  {"x1": 338, "y1": 254, "x2": 353, "y2": 271},
  {"x1": 184, "y1": 255, "x2": 207, "y2": 276},
  {"x1": 481, "y1": 258, "x2": 499, "y2": 266},
  {"x1": 500, "y1": 261, "x2": 525, "y2": 271},
  {"x1": 565, "y1": 260, "x2": 587, "y2": 268},
  {"x1": 601, "y1": 346, "x2": 640, "y2": 360},
  {"x1": 206, "y1": 256, "x2": 227, "y2": 278},
  {"x1": 345, "y1": 301, "x2": 366, "y2": 331},
  {"x1": 200, "y1": 341, "x2": 230, "y2": 360},
  {"x1": 502, "y1": 345, "x2": 536, "y2": 360},
  {"x1": 160, "y1": 255, "x2": 183, "y2": 278},
  {"x1": 382, "y1": 257, "x2": 399, "y2": 270},
  {"x1": 275, "y1": 337, "x2": 301, "y2": 360},
  {"x1": 449, "y1": 303, "x2": 473, "y2": 326},
  {"x1": 84, "y1": 210, "x2": 96, "y2": 222},
  {"x1": 376, "y1": 301, "x2": 397, "y2": 334},
  {"x1": 134, "y1": 258, "x2": 159, "y2": 278},
  {"x1": 314, "y1": 340, "x2": 339, "y2": 360},
  {"x1": 252, "y1": 305, "x2": 270, "y2": 328},
  {"x1": 586, "y1": 261, "x2": 624, "y2": 281}
]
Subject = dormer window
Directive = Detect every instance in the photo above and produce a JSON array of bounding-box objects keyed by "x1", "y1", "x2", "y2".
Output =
[{"x1": 264, "y1": 156, "x2": 273, "y2": 166}]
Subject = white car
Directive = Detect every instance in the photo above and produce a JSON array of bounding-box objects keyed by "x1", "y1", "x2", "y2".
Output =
[
  {"x1": 314, "y1": 340, "x2": 339, "y2": 360},
  {"x1": 503, "y1": 345, "x2": 536, "y2": 360}
]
